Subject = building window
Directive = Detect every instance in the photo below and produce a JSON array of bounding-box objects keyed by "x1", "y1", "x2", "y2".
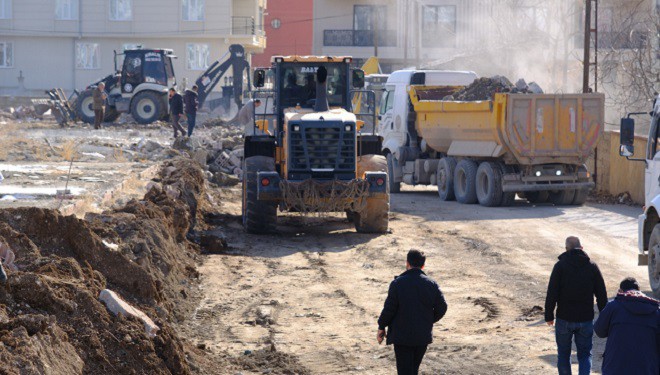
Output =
[
  {"x1": 0, "y1": 0, "x2": 11, "y2": 19},
  {"x1": 76, "y1": 43, "x2": 100, "y2": 70},
  {"x1": 56, "y1": 0, "x2": 78, "y2": 20},
  {"x1": 187, "y1": 43, "x2": 209, "y2": 70},
  {"x1": 271, "y1": 18, "x2": 281, "y2": 29},
  {"x1": 0, "y1": 42, "x2": 13, "y2": 68},
  {"x1": 353, "y1": 5, "x2": 386, "y2": 31},
  {"x1": 110, "y1": 0, "x2": 132, "y2": 21},
  {"x1": 182, "y1": 0, "x2": 204, "y2": 21},
  {"x1": 422, "y1": 5, "x2": 456, "y2": 48}
]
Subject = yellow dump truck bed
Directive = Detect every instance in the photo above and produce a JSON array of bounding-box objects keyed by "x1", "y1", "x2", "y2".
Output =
[{"x1": 409, "y1": 86, "x2": 604, "y2": 166}]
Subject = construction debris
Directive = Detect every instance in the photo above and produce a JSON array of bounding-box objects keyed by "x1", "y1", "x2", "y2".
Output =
[
  {"x1": 99, "y1": 289, "x2": 160, "y2": 337},
  {"x1": 448, "y1": 76, "x2": 544, "y2": 101}
]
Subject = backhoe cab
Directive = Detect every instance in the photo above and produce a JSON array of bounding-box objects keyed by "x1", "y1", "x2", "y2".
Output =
[
  {"x1": 243, "y1": 56, "x2": 389, "y2": 234},
  {"x1": 76, "y1": 48, "x2": 176, "y2": 124}
]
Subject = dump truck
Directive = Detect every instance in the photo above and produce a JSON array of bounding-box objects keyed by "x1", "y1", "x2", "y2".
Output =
[
  {"x1": 380, "y1": 70, "x2": 604, "y2": 206},
  {"x1": 244, "y1": 56, "x2": 388, "y2": 234},
  {"x1": 618, "y1": 96, "x2": 660, "y2": 297}
]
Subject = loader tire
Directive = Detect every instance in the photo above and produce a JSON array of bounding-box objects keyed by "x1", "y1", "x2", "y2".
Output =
[
  {"x1": 242, "y1": 156, "x2": 277, "y2": 234},
  {"x1": 437, "y1": 157, "x2": 457, "y2": 201},
  {"x1": 476, "y1": 162, "x2": 503, "y2": 207},
  {"x1": 75, "y1": 90, "x2": 96, "y2": 124},
  {"x1": 571, "y1": 189, "x2": 588, "y2": 205},
  {"x1": 525, "y1": 191, "x2": 550, "y2": 204},
  {"x1": 131, "y1": 91, "x2": 165, "y2": 124},
  {"x1": 354, "y1": 197, "x2": 389, "y2": 234},
  {"x1": 386, "y1": 154, "x2": 401, "y2": 193},
  {"x1": 357, "y1": 154, "x2": 388, "y2": 177},
  {"x1": 454, "y1": 159, "x2": 478, "y2": 204},
  {"x1": 648, "y1": 224, "x2": 660, "y2": 298},
  {"x1": 549, "y1": 190, "x2": 576, "y2": 206}
]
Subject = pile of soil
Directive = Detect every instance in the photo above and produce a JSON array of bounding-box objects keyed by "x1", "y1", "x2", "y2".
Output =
[
  {"x1": 0, "y1": 157, "x2": 212, "y2": 374},
  {"x1": 588, "y1": 190, "x2": 639, "y2": 206},
  {"x1": 449, "y1": 76, "x2": 514, "y2": 101}
]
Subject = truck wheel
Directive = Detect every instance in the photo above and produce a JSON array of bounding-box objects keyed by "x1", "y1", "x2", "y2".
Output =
[
  {"x1": 496, "y1": 163, "x2": 516, "y2": 206},
  {"x1": 354, "y1": 196, "x2": 389, "y2": 233},
  {"x1": 386, "y1": 154, "x2": 401, "y2": 193},
  {"x1": 437, "y1": 157, "x2": 457, "y2": 201},
  {"x1": 104, "y1": 106, "x2": 121, "y2": 123},
  {"x1": 453, "y1": 159, "x2": 478, "y2": 204},
  {"x1": 648, "y1": 225, "x2": 660, "y2": 298},
  {"x1": 131, "y1": 91, "x2": 165, "y2": 124},
  {"x1": 476, "y1": 162, "x2": 503, "y2": 207},
  {"x1": 242, "y1": 156, "x2": 277, "y2": 234},
  {"x1": 549, "y1": 190, "x2": 576, "y2": 206},
  {"x1": 75, "y1": 90, "x2": 96, "y2": 124},
  {"x1": 571, "y1": 189, "x2": 588, "y2": 205},
  {"x1": 525, "y1": 191, "x2": 549, "y2": 204}
]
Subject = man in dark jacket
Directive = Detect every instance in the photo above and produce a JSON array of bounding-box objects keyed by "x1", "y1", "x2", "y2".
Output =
[
  {"x1": 183, "y1": 85, "x2": 199, "y2": 137},
  {"x1": 545, "y1": 236, "x2": 608, "y2": 375},
  {"x1": 168, "y1": 88, "x2": 185, "y2": 138},
  {"x1": 594, "y1": 277, "x2": 659, "y2": 375},
  {"x1": 92, "y1": 82, "x2": 107, "y2": 130},
  {"x1": 377, "y1": 249, "x2": 447, "y2": 375}
]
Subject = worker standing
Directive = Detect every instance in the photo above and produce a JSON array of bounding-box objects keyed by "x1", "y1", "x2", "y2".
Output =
[
  {"x1": 168, "y1": 88, "x2": 186, "y2": 138},
  {"x1": 93, "y1": 82, "x2": 107, "y2": 130},
  {"x1": 238, "y1": 99, "x2": 262, "y2": 136},
  {"x1": 594, "y1": 277, "x2": 660, "y2": 375},
  {"x1": 545, "y1": 236, "x2": 608, "y2": 375},
  {"x1": 184, "y1": 85, "x2": 199, "y2": 137},
  {"x1": 377, "y1": 250, "x2": 448, "y2": 375}
]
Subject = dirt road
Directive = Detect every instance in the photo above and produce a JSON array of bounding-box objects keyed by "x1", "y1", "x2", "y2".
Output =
[{"x1": 183, "y1": 186, "x2": 646, "y2": 375}]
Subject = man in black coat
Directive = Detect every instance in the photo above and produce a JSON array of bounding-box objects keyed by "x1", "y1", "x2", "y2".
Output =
[
  {"x1": 183, "y1": 85, "x2": 199, "y2": 137},
  {"x1": 377, "y1": 250, "x2": 448, "y2": 375},
  {"x1": 545, "y1": 236, "x2": 607, "y2": 375},
  {"x1": 168, "y1": 88, "x2": 186, "y2": 138}
]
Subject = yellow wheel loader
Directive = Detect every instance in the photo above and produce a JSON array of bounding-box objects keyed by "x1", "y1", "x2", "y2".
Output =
[{"x1": 243, "y1": 56, "x2": 389, "y2": 234}]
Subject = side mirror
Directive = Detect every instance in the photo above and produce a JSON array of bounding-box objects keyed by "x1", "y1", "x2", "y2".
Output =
[
  {"x1": 352, "y1": 69, "x2": 365, "y2": 89},
  {"x1": 253, "y1": 69, "x2": 266, "y2": 88},
  {"x1": 619, "y1": 117, "x2": 635, "y2": 157}
]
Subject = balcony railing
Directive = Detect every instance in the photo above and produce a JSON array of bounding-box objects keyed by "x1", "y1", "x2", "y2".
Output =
[
  {"x1": 232, "y1": 16, "x2": 256, "y2": 35},
  {"x1": 323, "y1": 29, "x2": 397, "y2": 47}
]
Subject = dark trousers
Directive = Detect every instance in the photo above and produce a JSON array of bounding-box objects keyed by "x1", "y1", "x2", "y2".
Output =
[
  {"x1": 186, "y1": 112, "x2": 196, "y2": 137},
  {"x1": 394, "y1": 344, "x2": 427, "y2": 375},
  {"x1": 171, "y1": 114, "x2": 186, "y2": 137},
  {"x1": 94, "y1": 108, "x2": 105, "y2": 129}
]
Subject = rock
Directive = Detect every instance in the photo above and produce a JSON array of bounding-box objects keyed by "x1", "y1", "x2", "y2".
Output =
[
  {"x1": 192, "y1": 150, "x2": 209, "y2": 167},
  {"x1": 172, "y1": 137, "x2": 194, "y2": 153},
  {"x1": 136, "y1": 139, "x2": 163, "y2": 154},
  {"x1": 212, "y1": 172, "x2": 240, "y2": 187},
  {"x1": 99, "y1": 289, "x2": 160, "y2": 337},
  {"x1": 199, "y1": 231, "x2": 228, "y2": 253}
]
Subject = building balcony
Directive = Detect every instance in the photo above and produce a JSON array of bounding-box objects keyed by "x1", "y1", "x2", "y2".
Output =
[
  {"x1": 232, "y1": 16, "x2": 264, "y2": 36},
  {"x1": 323, "y1": 29, "x2": 397, "y2": 47}
]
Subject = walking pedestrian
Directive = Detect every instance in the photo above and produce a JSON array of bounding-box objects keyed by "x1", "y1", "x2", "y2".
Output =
[
  {"x1": 93, "y1": 82, "x2": 107, "y2": 130},
  {"x1": 238, "y1": 99, "x2": 262, "y2": 136},
  {"x1": 184, "y1": 85, "x2": 199, "y2": 137},
  {"x1": 594, "y1": 277, "x2": 660, "y2": 375},
  {"x1": 377, "y1": 249, "x2": 448, "y2": 375},
  {"x1": 545, "y1": 236, "x2": 608, "y2": 375},
  {"x1": 168, "y1": 88, "x2": 186, "y2": 138}
]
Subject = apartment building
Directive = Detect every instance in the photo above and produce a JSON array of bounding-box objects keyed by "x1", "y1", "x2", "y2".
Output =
[
  {"x1": 0, "y1": 0, "x2": 266, "y2": 95},
  {"x1": 252, "y1": 0, "x2": 313, "y2": 67}
]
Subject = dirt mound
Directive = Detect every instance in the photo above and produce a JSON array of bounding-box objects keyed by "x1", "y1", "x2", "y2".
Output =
[
  {"x1": 0, "y1": 157, "x2": 212, "y2": 374},
  {"x1": 588, "y1": 190, "x2": 639, "y2": 206},
  {"x1": 234, "y1": 349, "x2": 311, "y2": 375},
  {"x1": 449, "y1": 76, "x2": 513, "y2": 101}
]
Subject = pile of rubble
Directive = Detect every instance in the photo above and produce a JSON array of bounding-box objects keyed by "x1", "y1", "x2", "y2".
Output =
[
  {"x1": 588, "y1": 190, "x2": 639, "y2": 206},
  {"x1": 0, "y1": 106, "x2": 45, "y2": 122},
  {"x1": 448, "y1": 76, "x2": 544, "y2": 101},
  {"x1": 0, "y1": 157, "x2": 213, "y2": 374}
]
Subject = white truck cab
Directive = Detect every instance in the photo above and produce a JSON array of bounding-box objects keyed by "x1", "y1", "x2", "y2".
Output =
[
  {"x1": 378, "y1": 70, "x2": 478, "y2": 191},
  {"x1": 620, "y1": 95, "x2": 660, "y2": 297}
]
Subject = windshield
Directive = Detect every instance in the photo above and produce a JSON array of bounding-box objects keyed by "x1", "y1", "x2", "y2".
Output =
[{"x1": 279, "y1": 63, "x2": 348, "y2": 108}]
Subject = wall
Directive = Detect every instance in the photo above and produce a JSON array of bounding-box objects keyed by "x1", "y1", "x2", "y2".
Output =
[
  {"x1": 589, "y1": 131, "x2": 647, "y2": 204},
  {"x1": 252, "y1": 0, "x2": 313, "y2": 66}
]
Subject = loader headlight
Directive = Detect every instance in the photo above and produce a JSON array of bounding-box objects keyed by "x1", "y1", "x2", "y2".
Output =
[
  {"x1": 345, "y1": 125, "x2": 352, "y2": 132},
  {"x1": 556, "y1": 170, "x2": 562, "y2": 176},
  {"x1": 535, "y1": 171, "x2": 542, "y2": 177},
  {"x1": 293, "y1": 125, "x2": 300, "y2": 132}
]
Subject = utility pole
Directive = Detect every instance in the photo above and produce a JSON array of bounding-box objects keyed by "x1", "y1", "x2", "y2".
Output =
[
  {"x1": 374, "y1": 10, "x2": 379, "y2": 57},
  {"x1": 582, "y1": 0, "x2": 591, "y2": 93},
  {"x1": 403, "y1": 0, "x2": 409, "y2": 66}
]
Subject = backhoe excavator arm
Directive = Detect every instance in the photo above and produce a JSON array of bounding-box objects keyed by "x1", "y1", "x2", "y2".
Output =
[{"x1": 195, "y1": 44, "x2": 250, "y2": 109}]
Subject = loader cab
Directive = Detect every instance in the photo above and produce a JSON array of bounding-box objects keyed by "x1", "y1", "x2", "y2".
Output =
[{"x1": 118, "y1": 49, "x2": 176, "y2": 94}]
